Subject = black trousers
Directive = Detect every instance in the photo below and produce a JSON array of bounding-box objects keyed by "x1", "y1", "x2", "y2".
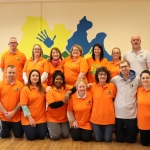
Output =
[
  {"x1": 115, "y1": 118, "x2": 137, "y2": 143},
  {"x1": 71, "y1": 127, "x2": 92, "y2": 142},
  {"x1": 1, "y1": 121, "x2": 24, "y2": 138},
  {"x1": 22, "y1": 122, "x2": 47, "y2": 140},
  {"x1": 140, "y1": 130, "x2": 150, "y2": 146}
]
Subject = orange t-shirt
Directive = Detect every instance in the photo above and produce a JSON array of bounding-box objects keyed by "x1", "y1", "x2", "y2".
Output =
[
  {"x1": 46, "y1": 85, "x2": 72, "y2": 123},
  {"x1": 62, "y1": 56, "x2": 88, "y2": 86},
  {"x1": 67, "y1": 91, "x2": 93, "y2": 130},
  {"x1": 0, "y1": 79, "x2": 23, "y2": 122},
  {"x1": 20, "y1": 85, "x2": 46, "y2": 125},
  {"x1": 47, "y1": 61, "x2": 63, "y2": 86},
  {"x1": 90, "y1": 82, "x2": 116, "y2": 125},
  {"x1": 137, "y1": 86, "x2": 150, "y2": 130},
  {"x1": 0, "y1": 50, "x2": 26, "y2": 83},
  {"x1": 23, "y1": 57, "x2": 49, "y2": 83},
  {"x1": 107, "y1": 60, "x2": 121, "y2": 79},
  {"x1": 87, "y1": 57, "x2": 108, "y2": 83}
]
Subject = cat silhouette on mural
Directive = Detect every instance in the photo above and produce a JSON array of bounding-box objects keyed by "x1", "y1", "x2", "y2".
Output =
[{"x1": 36, "y1": 16, "x2": 112, "y2": 60}]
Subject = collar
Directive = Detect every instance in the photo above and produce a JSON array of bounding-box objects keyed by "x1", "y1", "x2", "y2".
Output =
[
  {"x1": 76, "y1": 91, "x2": 86, "y2": 99},
  {"x1": 9, "y1": 49, "x2": 18, "y2": 54},
  {"x1": 4, "y1": 79, "x2": 17, "y2": 85}
]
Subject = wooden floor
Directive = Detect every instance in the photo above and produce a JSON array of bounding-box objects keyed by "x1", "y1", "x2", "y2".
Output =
[{"x1": 0, "y1": 134, "x2": 149, "y2": 150}]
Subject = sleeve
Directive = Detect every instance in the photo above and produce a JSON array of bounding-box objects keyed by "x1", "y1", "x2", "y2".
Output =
[
  {"x1": 67, "y1": 96, "x2": 73, "y2": 111},
  {"x1": 22, "y1": 54, "x2": 27, "y2": 65},
  {"x1": 0, "y1": 54, "x2": 5, "y2": 69},
  {"x1": 146, "y1": 51, "x2": 150, "y2": 63},
  {"x1": 22, "y1": 60, "x2": 29, "y2": 72},
  {"x1": 46, "y1": 89, "x2": 55, "y2": 104},
  {"x1": 22, "y1": 105, "x2": 30, "y2": 117},
  {"x1": 49, "y1": 101, "x2": 64, "y2": 109},
  {"x1": 79, "y1": 58, "x2": 88, "y2": 73},
  {"x1": 20, "y1": 87, "x2": 29, "y2": 106},
  {"x1": 43, "y1": 59, "x2": 49, "y2": 73},
  {"x1": 112, "y1": 83, "x2": 117, "y2": 98}
]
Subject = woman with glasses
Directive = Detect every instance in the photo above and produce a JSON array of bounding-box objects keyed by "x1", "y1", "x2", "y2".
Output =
[
  {"x1": 107, "y1": 47, "x2": 121, "y2": 79},
  {"x1": 89, "y1": 67, "x2": 116, "y2": 142},
  {"x1": 22, "y1": 44, "x2": 49, "y2": 85},
  {"x1": 87, "y1": 44, "x2": 108, "y2": 83}
]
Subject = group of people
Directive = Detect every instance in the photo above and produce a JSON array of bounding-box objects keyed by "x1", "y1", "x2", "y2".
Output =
[{"x1": 0, "y1": 35, "x2": 150, "y2": 146}]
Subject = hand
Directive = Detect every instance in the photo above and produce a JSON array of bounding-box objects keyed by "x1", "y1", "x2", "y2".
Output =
[
  {"x1": 28, "y1": 116, "x2": 36, "y2": 127},
  {"x1": 72, "y1": 120, "x2": 78, "y2": 129},
  {"x1": 87, "y1": 83, "x2": 92, "y2": 89},
  {"x1": 5, "y1": 111, "x2": 15, "y2": 120},
  {"x1": 64, "y1": 91, "x2": 71, "y2": 103},
  {"x1": 46, "y1": 86, "x2": 51, "y2": 93},
  {"x1": 36, "y1": 30, "x2": 56, "y2": 48}
]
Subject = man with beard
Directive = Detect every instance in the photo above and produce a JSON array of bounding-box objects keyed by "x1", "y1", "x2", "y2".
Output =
[{"x1": 124, "y1": 35, "x2": 150, "y2": 76}]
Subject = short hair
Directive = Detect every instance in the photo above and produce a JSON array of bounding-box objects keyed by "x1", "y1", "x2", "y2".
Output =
[
  {"x1": 91, "y1": 44, "x2": 104, "y2": 61},
  {"x1": 52, "y1": 70, "x2": 66, "y2": 89},
  {"x1": 75, "y1": 79, "x2": 87, "y2": 88},
  {"x1": 120, "y1": 60, "x2": 130, "y2": 67},
  {"x1": 32, "y1": 44, "x2": 43, "y2": 59},
  {"x1": 112, "y1": 47, "x2": 122, "y2": 60},
  {"x1": 49, "y1": 47, "x2": 62, "y2": 61},
  {"x1": 140, "y1": 70, "x2": 150, "y2": 78},
  {"x1": 9, "y1": 37, "x2": 17, "y2": 40},
  {"x1": 70, "y1": 44, "x2": 84, "y2": 57},
  {"x1": 6, "y1": 65, "x2": 16, "y2": 70},
  {"x1": 27, "y1": 69, "x2": 45, "y2": 94},
  {"x1": 95, "y1": 67, "x2": 111, "y2": 83}
]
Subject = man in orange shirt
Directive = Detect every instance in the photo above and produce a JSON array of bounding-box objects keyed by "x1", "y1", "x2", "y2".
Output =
[
  {"x1": 0, "y1": 37, "x2": 26, "y2": 83},
  {"x1": 0, "y1": 65, "x2": 24, "y2": 138}
]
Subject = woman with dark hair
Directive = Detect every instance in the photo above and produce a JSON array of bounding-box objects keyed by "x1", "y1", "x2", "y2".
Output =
[
  {"x1": 47, "y1": 47, "x2": 63, "y2": 86},
  {"x1": 20, "y1": 69, "x2": 47, "y2": 140},
  {"x1": 137, "y1": 70, "x2": 150, "y2": 146},
  {"x1": 46, "y1": 70, "x2": 74, "y2": 141},
  {"x1": 87, "y1": 44, "x2": 108, "y2": 83},
  {"x1": 107, "y1": 47, "x2": 121, "y2": 79},
  {"x1": 89, "y1": 67, "x2": 116, "y2": 142},
  {"x1": 23, "y1": 44, "x2": 49, "y2": 85}
]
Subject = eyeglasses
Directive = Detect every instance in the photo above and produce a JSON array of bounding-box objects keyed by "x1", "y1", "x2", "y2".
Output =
[
  {"x1": 112, "y1": 52, "x2": 120, "y2": 54},
  {"x1": 120, "y1": 65, "x2": 128, "y2": 69},
  {"x1": 9, "y1": 42, "x2": 17, "y2": 44},
  {"x1": 34, "y1": 48, "x2": 41, "y2": 50},
  {"x1": 98, "y1": 73, "x2": 107, "y2": 76}
]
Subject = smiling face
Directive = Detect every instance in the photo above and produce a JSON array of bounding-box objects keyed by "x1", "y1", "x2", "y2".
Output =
[
  {"x1": 98, "y1": 71, "x2": 107, "y2": 83},
  {"x1": 6, "y1": 66, "x2": 16, "y2": 82},
  {"x1": 32, "y1": 44, "x2": 42, "y2": 58},
  {"x1": 112, "y1": 48, "x2": 121, "y2": 60},
  {"x1": 76, "y1": 81, "x2": 87, "y2": 95},
  {"x1": 8, "y1": 38, "x2": 18, "y2": 51},
  {"x1": 120, "y1": 61, "x2": 130, "y2": 76},
  {"x1": 71, "y1": 46, "x2": 81, "y2": 58},
  {"x1": 141, "y1": 73, "x2": 150, "y2": 87},
  {"x1": 30, "y1": 71, "x2": 39, "y2": 85},
  {"x1": 94, "y1": 46, "x2": 101, "y2": 57},
  {"x1": 131, "y1": 35, "x2": 141, "y2": 50},
  {"x1": 54, "y1": 75, "x2": 63, "y2": 88},
  {"x1": 52, "y1": 49, "x2": 60, "y2": 60}
]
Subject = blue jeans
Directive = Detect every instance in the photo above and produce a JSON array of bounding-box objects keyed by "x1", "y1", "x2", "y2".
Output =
[{"x1": 92, "y1": 123, "x2": 114, "y2": 142}]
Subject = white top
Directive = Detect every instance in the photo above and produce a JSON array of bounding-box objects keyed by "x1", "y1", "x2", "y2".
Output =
[
  {"x1": 111, "y1": 75, "x2": 141, "y2": 119},
  {"x1": 124, "y1": 49, "x2": 150, "y2": 76}
]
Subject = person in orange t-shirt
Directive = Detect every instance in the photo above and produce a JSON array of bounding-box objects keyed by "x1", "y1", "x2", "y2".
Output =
[
  {"x1": 0, "y1": 65, "x2": 24, "y2": 138},
  {"x1": 20, "y1": 69, "x2": 47, "y2": 140},
  {"x1": 47, "y1": 47, "x2": 63, "y2": 86},
  {"x1": 46, "y1": 70, "x2": 75, "y2": 141},
  {"x1": 61, "y1": 44, "x2": 88, "y2": 86},
  {"x1": 137, "y1": 70, "x2": 150, "y2": 146},
  {"x1": 87, "y1": 44, "x2": 108, "y2": 83},
  {"x1": 89, "y1": 67, "x2": 116, "y2": 142},
  {"x1": 23, "y1": 44, "x2": 49, "y2": 85},
  {"x1": 0, "y1": 37, "x2": 26, "y2": 83},
  {"x1": 107, "y1": 47, "x2": 121, "y2": 79},
  {"x1": 68, "y1": 79, "x2": 93, "y2": 142}
]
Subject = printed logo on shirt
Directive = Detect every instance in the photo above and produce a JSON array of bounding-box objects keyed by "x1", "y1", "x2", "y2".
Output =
[
  {"x1": 91, "y1": 67, "x2": 96, "y2": 74},
  {"x1": 139, "y1": 54, "x2": 143, "y2": 58},
  {"x1": 14, "y1": 87, "x2": 19, "y2": 92},
  {"x1": 87, "y1": 100, "x2": 91, "y2": 105},
  {"x1": 106, "y1": 90, "x2": 111, "y2": 95},
  {"x1": 39, "y1": 62, "x2": 43, "y2": 66},
  {"x1": 130, "y1": 84, "x2": 134, "y2": 89},
  {"x1": 16, "y1": 57, "x2": 20, "y2": 60}
]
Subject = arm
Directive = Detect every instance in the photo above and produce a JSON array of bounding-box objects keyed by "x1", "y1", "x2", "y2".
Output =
[
  {"x1": 77, "y1": 72, "x2": 86, "y2": 80},
  {"x1": 41, "y1": 72, "x2": 48, "y2": 83},
  {"x1": 147, "y1": 62, "x2": 150, "y2": 71},
  {"x1": 0, "y1": 102, "x2": 7, "y2": 114},
  {"x1": 49, "y1": 101, "x2": 64, "y2": 109},
  {"x1": 67, "y1": 111, "x2": 78, "y2": 128},
  {"x1": 64, "y1": 87, "x2": 76, "y2": 103},
  {"x1": 22, "y1": 72, "x2": 28, "y2": 84}
]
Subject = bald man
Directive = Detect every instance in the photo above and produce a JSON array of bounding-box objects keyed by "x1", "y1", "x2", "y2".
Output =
[{"x1": 124, "y1": 35, "x2": 150, "y2": 76}]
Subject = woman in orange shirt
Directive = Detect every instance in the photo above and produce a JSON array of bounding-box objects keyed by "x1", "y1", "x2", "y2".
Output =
[
  {"x1": 137, "y1": 70, "x2": 150, "y2": 146},
  {"x1": 89, "y1": 67, "x2": 116, "y2": 142},
  {"x1": 46, "y1": 70, "x2": 75, "y2": 141},
  {"x1": 87, "y1": 44, "x2": 108, "y2": 83},
  {"x1": 107, "y1": 47, "x2": 121, "y2": 79},
  {"x1": 67, "y1": 79, "x2": 93, "y2": 142},
  {"x1": 61, "y1": 44, "x2": 88, "y2": 86},
  {"x1": 23, "y1": 44, "x2": 49, "y2": 85},
  {"x1": 20, "y1": 69, "x2": 47, "y2": 140},
  {"x1": 47, "y1": 47, "x2": 63, "y2": 86}
]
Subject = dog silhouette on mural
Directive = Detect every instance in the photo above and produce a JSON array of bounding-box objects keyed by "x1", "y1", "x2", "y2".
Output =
[{"x1": 36, "y1": 16, "x2": 112, "y2": 61}]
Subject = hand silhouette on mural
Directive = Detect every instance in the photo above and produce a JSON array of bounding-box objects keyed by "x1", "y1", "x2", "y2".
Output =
[{"x1": 36, "y1": 30, "x2": 56, "y2": 48}]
